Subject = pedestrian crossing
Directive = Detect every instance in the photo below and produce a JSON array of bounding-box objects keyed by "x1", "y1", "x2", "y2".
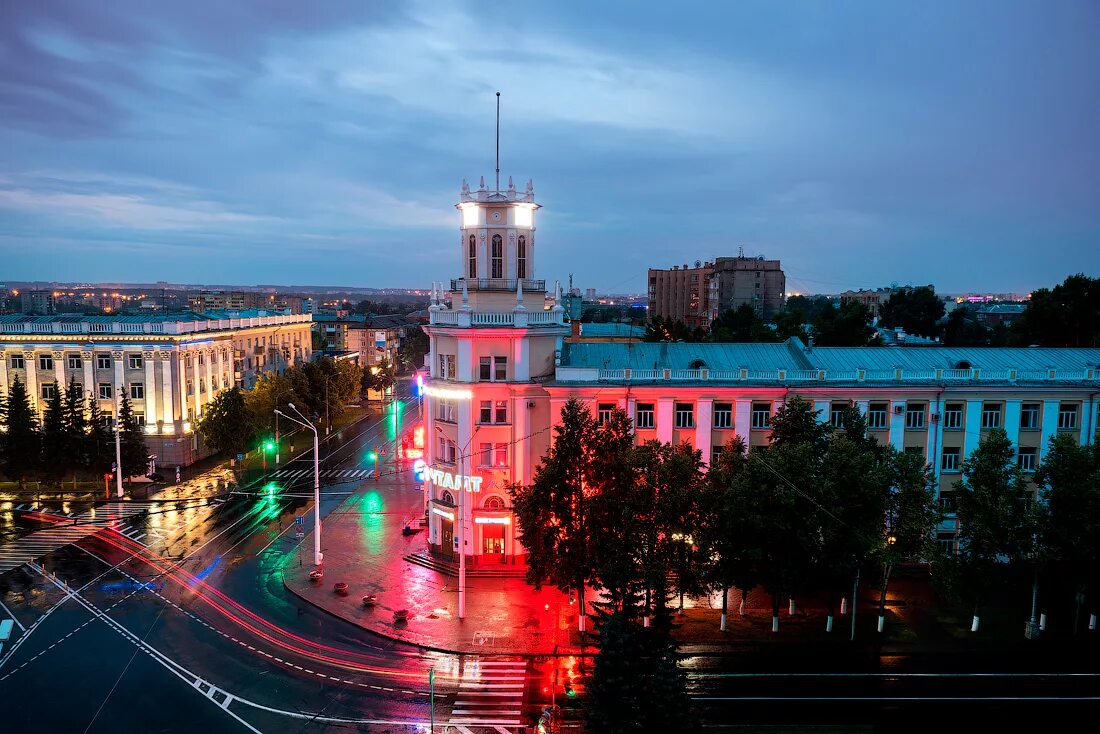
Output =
[
  {"x1": 269, "y1": 468, "x2": 374, "y2": 481},
  {"x1": 0, "y1": 524, "x2": 104, "y2": 573},
  {"x1": 448, "y1": 658, "x2": 528, "y2": 730}
]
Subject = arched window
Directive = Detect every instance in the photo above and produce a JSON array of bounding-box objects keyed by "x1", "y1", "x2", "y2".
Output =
[
  {"x1": 491, "y1": 234, "x2": 503, "y2": 279},
  {"x1": 468, "y1": 234, "x2": 477, "y2": 279},
  {"x1": 954, "y1": 360, "x2": 971, "y2": 370},
  {"x1": 484, "y1": 495, "x2": 505, "y2": 510},
  {"x1": 517, "y1": 235, "x2": 527, "y2": 279},
  {"x1": 440, "y1": 490, "x2": 454, "y2": 505}
]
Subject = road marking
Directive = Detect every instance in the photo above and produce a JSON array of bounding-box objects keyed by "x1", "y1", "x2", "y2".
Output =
[
  {"x1": 694, "y1": 696, "x2": 1100, "y2": 701},
  {"x1": 689, "y1": 672, "x2": 1100, "y2": 678},
  {"x1": 0, "y1": 598, "x2": 26, "y2": 632}
]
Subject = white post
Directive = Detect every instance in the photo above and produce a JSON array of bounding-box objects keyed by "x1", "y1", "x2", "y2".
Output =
[
  {"x1": 115, "y1": 396, "x2": 124, "y2": 498},
  {"x1": 313, "y1": 427, "x2": 322, "y2": 567},
  {"x1": 1089, "y1": 614, "x2": 1097, "y2": 630},
  {"x1": 826, "y1": 615, "x2": 833, "y2": 633},
  {"x1": 971, "y1": 615, "x2": 980, "y2": 632},
  {"x1": 840, "y1": 597, "x2": 848, "y2": 615},
  {"x1": 458, "y1": 448, "x2": 466, "y2": 620}
]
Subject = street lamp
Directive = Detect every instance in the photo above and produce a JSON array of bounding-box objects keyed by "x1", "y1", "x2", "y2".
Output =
[{"x1": 275, "y1": 403, "x2": 323, "y2": 568}]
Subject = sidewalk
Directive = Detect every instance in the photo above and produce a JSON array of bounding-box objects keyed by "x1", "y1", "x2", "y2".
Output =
[{"x1": 281, "y1": 474, "x2": 588, "y2": 656}]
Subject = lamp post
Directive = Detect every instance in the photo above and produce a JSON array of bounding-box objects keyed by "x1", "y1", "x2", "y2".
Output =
[
  {"x1": 114, "y1": 393, "x2": 123, "y2": 498},
  {"x1": 276, "y1": 403, "x2": 323, "y2": 567},
  {"x1": 456, "y1": 426, "x2": 481, "y2": 620}
]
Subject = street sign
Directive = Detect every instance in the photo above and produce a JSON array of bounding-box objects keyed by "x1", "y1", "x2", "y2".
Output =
[
  {"x1": 236, "y1": 453, "x2": 244, "y2": 461},
  {"x1": 295, "y1": 531, "x2": 305, "y2": 539},
  {"x1": 175, "y1": 467, "x2": 181, "y2": 483},
  {"x1": 295, "y1": 516, "x2": 304, "y2": 525}
]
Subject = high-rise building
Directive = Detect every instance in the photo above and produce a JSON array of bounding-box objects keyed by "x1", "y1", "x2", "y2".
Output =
[
  {"x1": 647, "y1": 261, "x2": 714, "y2": 328},
  {"x1": 708, "y1": 254, "x2": 786, "y2": 319}
]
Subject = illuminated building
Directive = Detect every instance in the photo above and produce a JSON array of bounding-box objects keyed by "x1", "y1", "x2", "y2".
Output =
[
  {"x1": 423, "y1": 180, "x2": 1100, "y2": 566},
  {"x1": 0, "y1": 309, "x2": 312, "y2": 467}
]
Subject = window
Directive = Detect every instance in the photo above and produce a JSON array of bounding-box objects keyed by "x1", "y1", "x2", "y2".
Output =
[
  {"x1": 438, "y1": 354, "x2": 456, "y2": 380},
  {"x1": 751, "y1": 402, "x2": 771, "y2": 429},
  {"x1": 1058, "y1": 403, "x2": 1079, "y2": 431},
  {"x1": 1021, "y1": 403, "x2": 1040, "y2": 430},
  {"x1": 484, "y1": 495, "x2": 505, "y2": 510},
  {"x1": 938, "y1": 492, "x2": 957, "y2": 514},
  {"x1": 1018, "y1": 446, "x2": 1038, "y2": 472},
  {"x1": 130, "y1": 382, "x2": 144, "y2": 400},
  {"x1": 438, "y1": 437, "x2": 456, "y2": 464},
  {"x1": 38, "y1": 354, "x2": 53, "y2": 370},
  {"x1": 101, "y1": 411, "x2": 114, "y2": 428},
  {"x1": 222, "y1": 375, "x2": 229, "y2": 389},
  {"x1": 72, "y1": 382, "x2": 82, "y2": 396},
  {"x1": 491, "y1": 234, "x2": 503, "y2": 279},
  {"x1": 199, "y1": 379, "x2": 206, "y2": 394},
  {"x1": 494, "y1": 443, "x2": 508, "y2": 467},
  {"x1": 867, "y1": 403, "x2": 888, "y2": 430},
  {"x1": 980, "y1": 403, "x2": 1001, "y2": 430},
  {"x1": 96, "y1": 354, "x2": 112, "y2": 369},
  {"x1": 597, "y1": 403, "x2": 615, "y2": 424},
  {"x1": 494, "y1": 356, "x2": 507, "y2": 381},
  {"x1": 937, "y1": 531, "x2": 958, "y2": 554},
  {"x1": 477, "y1": 356, "x2": 491, "y2": 381},
  {"x1": 134, "y1": 412, "x2": 145, "y2": 426},
  {"x1": 40, "y1": 383, "x2": 56, "y2": 400},
  {"x1": 905, "y1": 403, "x2": 926, "y2": 430},
  {"x1": 495, "y1": 400, "x2": 508, "y2": 423},
  {"x1": 941, "y1": 446, "x2": 961, "y2": 472},
  {"x1": 67, "y1": 354, "x2": 82, "y2": 369},
  {"x1": 128, "y1": 354, "x2": 143, "y2": 369},
  {"x1": 905, "y1": 446, "x2": 925, "y2": 456},
  {"x1": 438, "y1": 399, "x2": 457, "y2": 423},
  {"x1": 98, "y1": 382, "x2": 113, "y2": 400},
  {"x1": 198, "y1": 352, "x2": 205, "y2": 366},
  {"x1": 635, "y1": 403, "x2": 654, "y2": 429},
  {"x1": 479, "y1": 400, "x2": 492, "y2": 424},
  {"x1": 468, "y1": 234, "x2": 477, "y2": 278},
  {"x1": 830, "y1": 405, "x2": 846, "y2": 428},
  {"x1": 186, "y1": 380, "x2": 194, "y2": 396},
  {"x1": 674, "y1": 402, "x2": 694, "y2": 428},
  {"x1": 713, "y1": 403, "x2": 732, "y2": 429},
  {"x1": 517, "y1": 235, "x2": 527, "y2": 279},
  {"x1": 943, "y1": 402, "x2": 963, "y2": 430},
  {"x1": 480, "y1": 442, "x2": 492, "y2": 467},
  {"x1": 10, "y1": 353, "x2": 24, "y2": 369},
  {"x1": 186, "y1": 407, "x2": 194, "y2": 421}
]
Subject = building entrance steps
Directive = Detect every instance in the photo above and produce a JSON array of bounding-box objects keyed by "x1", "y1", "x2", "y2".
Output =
[{"x1": 402, "y1": 551, "x2": 527, "y2": 579}]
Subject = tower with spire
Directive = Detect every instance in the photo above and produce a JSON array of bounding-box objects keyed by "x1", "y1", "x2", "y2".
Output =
[{"x1": 422, "y1": 97, "x2": 568, "y2": 580}]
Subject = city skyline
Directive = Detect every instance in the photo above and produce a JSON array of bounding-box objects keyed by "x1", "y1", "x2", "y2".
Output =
[{"x1": 1, "y1": 1, "x2": 1098, "y2": 293}]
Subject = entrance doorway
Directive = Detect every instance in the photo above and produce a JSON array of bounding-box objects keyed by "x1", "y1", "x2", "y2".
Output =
[
  {"x1": 482, "y1": 524, "x2": 506, "y2": 562},
  {"x1": 441, "y1": 519, "x2": 455, "y2": 561}
]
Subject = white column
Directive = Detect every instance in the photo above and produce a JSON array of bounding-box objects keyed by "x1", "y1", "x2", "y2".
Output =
[
  {"x1": 656, "y1": 397, "x2": 674, "y2": 443},
  {"x1": 514, "y1": 338, "x2": 531, "y2": 382},
  {"x1": 696, "y1": 398, "x2": 713, "y2": 465},
  {"x1": 178, "y1": 352, "x2": 189, "y2": 421},
  {"x1": 963, "y1": 400, "x2": 982, "y2": 459},
  {"x1": 626, "y1": 397, "x2": 637, "y2": 433},
  {"x1": 1040, "y1": 399, "x2": 1060, "y2": 457},
  {"x1": 0, "y1": 352, "x2": 8, "y2": 398},
  {"x1": 112, "y1": 350, "x2": 125, "y2": 402},
  {"x1": 1004, "y1": 399, "x2": 1021, "y2": 448},
  {"x1": 930, "y1": 394, "x2": 945, "y2": 481},
  {"x1": 52, "y1": 350, "x2": 65, "y2": 394},
  {"x1": 191, "y1": 352, "x2": 202, "y2": 421},
  {"x1": 889, "y1": 399, "x2": 906, "y2": 452},
  {"x1": 203, "y1": 348, "x2": 215, "y2": 410},
  {"x1": 160, "y1": 351, "x2": 175, "y2": 426},
  {"x1": 215, "y1": 346, "x2": 225, "y2": 392},
  {"x1": 457, "y1": 337, "x2": 474, "y2": 382},
  {"x1": 513, "y1": 392, "x2": 528, "y2": 484},
  {"x1": 734, "y1": 399, "x2": 752, "y2": 446},
  {"x1": 143, "y1": 351, "x2": 158, "y2": 425},
  {"x1": 23, "y1": 351, "x2": 38, "y2": 412},
  {"x1": 81, "y1": 351, "x2": 94, "y2": 403}
]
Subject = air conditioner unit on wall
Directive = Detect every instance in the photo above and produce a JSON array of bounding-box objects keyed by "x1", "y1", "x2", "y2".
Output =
[
  {"x1": 893, "y1": 405, "x2": 905, "y2": 414},
  {"x1": 930, "y1": 413, "x2": 940, "y2": 422}
]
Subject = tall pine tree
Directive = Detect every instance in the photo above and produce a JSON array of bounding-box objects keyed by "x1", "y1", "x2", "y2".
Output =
[
  {"x1": 0, "y1": 376, "x2": 40, "y2": 488},
  {"x1": 85, "y1": 399, "x2": 113, "y2": 476},
  {"x1": 117, "y1": 389, "x2": 149, "y2": 479},
  {"x1": 62, "y1": 377, "x2": 88, "y2": 471},
  {"x1": 40, "y1": 386, "x2": 68, "y2": 480}
]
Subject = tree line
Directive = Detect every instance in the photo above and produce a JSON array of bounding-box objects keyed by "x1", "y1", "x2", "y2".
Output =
[
  {"x1": 511, "y1": 396, "x2": 1100, "y2": 731},
  {"x1": 0, "y1": 375, "x2": 148, "y2": 488},
  {"x1": 197, "y1": 356, "x2": 363, "y2": 457},
  {"x1": 644, "y1": 274, "x2": 1099, "y2": 348}
]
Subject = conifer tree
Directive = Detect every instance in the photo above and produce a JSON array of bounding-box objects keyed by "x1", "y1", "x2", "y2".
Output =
[
  {"x1": 117, "y1": 389, "x2": 149, "y2": 479},
  {"x1": 85, "y1": 399, "x2": 113, "y2": 476},
  {"x1": 63, "y1": 377, "x2": 88, "y2": 470},
  {"x1": 40, "y1": 386, "x2": 68, "y2": 480},
  {"x1": 0, "y1": 376, "x2": 40, "y2": 488}
]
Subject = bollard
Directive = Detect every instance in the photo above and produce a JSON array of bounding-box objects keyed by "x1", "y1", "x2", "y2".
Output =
[
  {"x1": 1039, "y1": 613, "x2": 1047, "y2": 631},
  {"x1": 1090, "y1": 614, "x2": 1097, "y2": 631},
  {"x1": 840, "y1": 597, "x2": 847, "y2": 615},
  {"x1": 971, "y1": 615, "x2": 980, "y2": 632}
]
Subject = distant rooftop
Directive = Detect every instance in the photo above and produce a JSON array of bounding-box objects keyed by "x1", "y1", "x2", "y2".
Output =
[{"x1": 0, "y1": 309, "x2": 309, "y2": 337}]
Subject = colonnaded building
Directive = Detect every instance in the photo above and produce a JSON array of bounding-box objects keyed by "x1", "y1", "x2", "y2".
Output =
[
  {"x1": 0, "y1": 309, "x2": 312, "y2": 467},
  {"x1": 420, "y1": 171, "x2": 1100, "y2": 568}
]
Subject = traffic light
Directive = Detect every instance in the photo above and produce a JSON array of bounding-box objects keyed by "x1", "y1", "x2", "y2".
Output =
[
  {"x1": 564, "y1": 679, "x2": 576, "y2": 698},
  {"x1": 264, "y1": 439, "x2": 275, "y2": 452},
  {"x1": 367, "y1": 450, "x2": 377, "y2": 461}
]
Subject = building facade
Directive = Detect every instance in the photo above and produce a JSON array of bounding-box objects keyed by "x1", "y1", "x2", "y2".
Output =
[
  {"x1": 647, "y1": 262, "x2": 714, "y2": 328},
  {"x1": 708, "y1": 255, "x2": 786, "y2": 318},
  {"x1": 840, "y1": 288, "x2": 894, "y2": 319},
  {"x1": 0, "y1": 310, "x2": 312, "y2": 467},
  {"x1": 423, "y1": 186, "x2": 1100, "y2": 567}
]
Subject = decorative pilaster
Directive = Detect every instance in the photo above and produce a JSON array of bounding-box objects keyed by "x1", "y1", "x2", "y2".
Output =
[
  {"x1": 143, "y1": 351, "x2": 158, "y2": 425},
  {"x1": 81, "y1": 351, "x2": 94, "y2": 402},
  {"x1": 22, "y1": 351, "x2": 38, "y2": 411},
  {"x1": 52, "y1": 350, "x2": 65, "y2": 393},
  {"x1": 160, "y1": 351, "x2": 175, "y2": 426}
]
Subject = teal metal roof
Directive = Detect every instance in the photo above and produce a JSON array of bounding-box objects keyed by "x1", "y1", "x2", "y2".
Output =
[
  {"x1": 561, "y1": 340, "x2": 810, "y2": 371},
  {"x1": 805, "y1": 346, "x2": 1100, "y2": 372},
  {"x1": 578, "y1": 323, "x2": 645, "y2": 338}
]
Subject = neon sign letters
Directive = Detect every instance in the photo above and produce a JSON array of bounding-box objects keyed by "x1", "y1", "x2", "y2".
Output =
[{"x1": 424, "y1": 466, "x2": 483, "y2": 493}]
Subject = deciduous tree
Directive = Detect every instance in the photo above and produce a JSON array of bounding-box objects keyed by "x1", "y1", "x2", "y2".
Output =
[{"x1": 197, "y1": 387, "x2": 257, "y2": 456}]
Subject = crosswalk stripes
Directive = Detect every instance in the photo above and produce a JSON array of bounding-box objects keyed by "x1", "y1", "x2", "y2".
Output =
[
  {"x1": 270, "y1": 468, "x2": 372, "y2": 480},
  {"x1": 0, "y1": 524, "x2": 104, "y2": 573},
  {"x1": 448, "y1": 658, "x2": 527, "y2": 729}
]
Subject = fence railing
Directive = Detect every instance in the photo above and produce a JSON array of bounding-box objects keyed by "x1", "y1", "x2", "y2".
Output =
[{"x1": 551, "y1": 365, "x2": 1099, "y2": 384}]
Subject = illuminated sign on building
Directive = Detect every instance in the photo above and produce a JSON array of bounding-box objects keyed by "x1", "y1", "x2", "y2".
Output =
[
  {"x1": 424, "y1": 466, "x2": 483, "y2": 493},
  {"x1": 474, "y1": 516, "x2": 511, "y2": 525},
  {"x1": 423, "y1": 385, "x2": 473, "y2": 400},
  {"x1": 431, "y1": 507, "x2": 454, "y2": 521}
]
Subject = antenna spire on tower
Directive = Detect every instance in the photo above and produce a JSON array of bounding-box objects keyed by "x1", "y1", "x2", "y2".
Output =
[{"x1": 495, "y1": 92, "x2": 501, "y2": 192}]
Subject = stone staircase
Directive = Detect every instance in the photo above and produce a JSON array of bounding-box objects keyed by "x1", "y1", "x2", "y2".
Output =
[{"x1": 402, "y1": 551, "x2": 527, "y2": 579}]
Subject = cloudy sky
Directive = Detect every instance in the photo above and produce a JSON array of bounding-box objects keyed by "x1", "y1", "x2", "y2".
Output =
[{"x1": 1, "y1": 1, "x2": 1097, "y2": 294}]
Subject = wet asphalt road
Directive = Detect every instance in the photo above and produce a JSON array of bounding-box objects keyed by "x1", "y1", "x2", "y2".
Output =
[{"x1": 0, "y1": 392, "x2": 544, "y2": 733}]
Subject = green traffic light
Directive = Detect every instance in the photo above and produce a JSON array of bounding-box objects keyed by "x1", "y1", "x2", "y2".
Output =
[
  {"x1": 367, "y1": 451, "x2": 377, "y2": 461},
  {"x1": 264, "y1": 440, "x2": 275, "y2": 451},
  {"x1": 565, "y1": 686, "x2": 576, "y2": 698}
]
